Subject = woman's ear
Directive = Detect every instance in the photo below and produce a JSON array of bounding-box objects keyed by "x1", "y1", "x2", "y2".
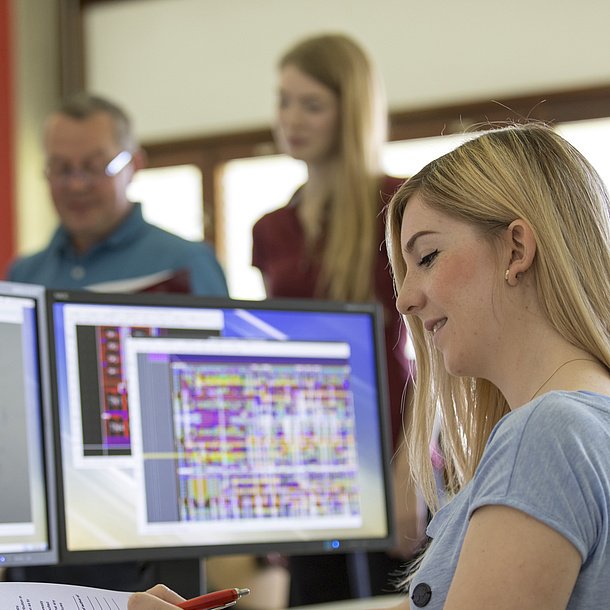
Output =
[{"x1": 504, "y1": 219, "x2": 536, "y2": 285}]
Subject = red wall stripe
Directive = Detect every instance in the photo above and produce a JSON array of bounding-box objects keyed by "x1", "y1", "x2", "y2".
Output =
[{"x1": 0, "y1": 0, "x2": 15, "y2": 278}]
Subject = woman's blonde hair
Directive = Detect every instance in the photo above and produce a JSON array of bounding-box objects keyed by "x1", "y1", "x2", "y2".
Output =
[
  {"x1": 386, "y1": 123, "x2": 610, "y2": 511},
  {"x1": 280, "y1": 33, "x2": 387, "y2": 301}
]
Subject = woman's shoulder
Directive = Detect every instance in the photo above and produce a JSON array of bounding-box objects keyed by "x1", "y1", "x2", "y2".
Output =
[
  {"x1": 467, "y1": 391, "x2": 610, "y2": 573},
  {"x1": 253, "y1": 202, "x2": 297, "y2": 232},
  {"x1": 472, "y1": 392, "x2": 610, "y2": 516},
  {"x1": 253, "y1": 189, "x2": 302, "y2": 228},
  {"x1": 509, "y1": 391, "x2": 610, "y2": 428},
  {"x1": 489, "y1": 391, "x2": 610, "y2": 461}
]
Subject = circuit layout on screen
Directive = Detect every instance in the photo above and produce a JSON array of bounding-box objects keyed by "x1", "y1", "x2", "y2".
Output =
[
  {"x1": 171, "y1": 359, "x2": 359, "y2": 522},
  {"x1": 58, "y1": 303, "x2": 223, "y2": 464},
  {"x1": 126, "y1": 338, "x2": 363, "y2": 533}
]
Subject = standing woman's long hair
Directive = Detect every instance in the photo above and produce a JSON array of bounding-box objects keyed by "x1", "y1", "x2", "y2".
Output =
[
  {"x1": 386, "y1": 124, "x2": 610, "y2": 512},
  {"x1": 279, "y1": 34, "x2": 388, "y2": 302}
]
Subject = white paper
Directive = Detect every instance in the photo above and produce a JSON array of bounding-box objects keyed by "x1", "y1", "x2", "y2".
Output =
[{"x1": 0, "y1": 582, "x2": 132, "y2": 610}]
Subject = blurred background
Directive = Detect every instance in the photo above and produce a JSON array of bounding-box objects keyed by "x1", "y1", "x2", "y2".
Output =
[{"x1": 3, "y1": 0, "x2": 610, "y2": 300}]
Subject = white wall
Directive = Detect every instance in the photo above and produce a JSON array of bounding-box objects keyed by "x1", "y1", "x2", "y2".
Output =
[{"x1": 84, "y1": 0, "x2": 610, "y2": 142}]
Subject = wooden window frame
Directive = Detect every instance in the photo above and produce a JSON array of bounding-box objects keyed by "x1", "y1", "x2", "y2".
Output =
[{"x1": 141, "y1": 84, "x2": 610, "y2": 257}]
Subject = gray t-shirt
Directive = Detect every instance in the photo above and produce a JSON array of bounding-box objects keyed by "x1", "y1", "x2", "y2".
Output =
[{"x1": 409, "y1": 391, "x2": 610, "y2": 609}]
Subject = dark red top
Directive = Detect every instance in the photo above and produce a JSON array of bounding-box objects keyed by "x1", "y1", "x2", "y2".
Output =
[{"x1": 252, "y1": 175, "x2": 412, "y2": 449}]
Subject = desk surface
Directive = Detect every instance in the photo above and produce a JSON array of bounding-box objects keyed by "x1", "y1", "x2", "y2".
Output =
[{"x1": 291, "y1": 594, "x2": 405, "y2": 610}]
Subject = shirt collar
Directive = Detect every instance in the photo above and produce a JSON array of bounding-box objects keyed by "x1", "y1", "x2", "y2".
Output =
[{"x1": 50, "y1": 202, "x2": 145, "y2": 259}]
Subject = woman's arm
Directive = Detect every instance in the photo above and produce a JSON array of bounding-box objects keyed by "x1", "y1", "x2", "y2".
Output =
[{"x1": 444, "y1": 504, "x2": 581, "y2": 609}]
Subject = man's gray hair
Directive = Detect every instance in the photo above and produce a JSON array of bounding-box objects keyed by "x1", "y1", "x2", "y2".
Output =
[{"x1": 53, "y1": 92, "x2": 138, "y2": 151}]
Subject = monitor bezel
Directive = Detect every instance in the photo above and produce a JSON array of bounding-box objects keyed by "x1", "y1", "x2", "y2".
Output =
[
  {"x1": 46, "y1": 289, "x2": 396, "y2": 565},
  {"x1": 0, "y1": 281, "x2": 58, "y2": 567}
]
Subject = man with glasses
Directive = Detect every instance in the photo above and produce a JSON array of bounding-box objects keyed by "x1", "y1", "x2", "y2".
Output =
[
  {"x1": 7, "y1": 93, "x2": 228, "y2": 296},
  {"x1": 5, "y1": 94, "x2": 227, "y2": 594}
]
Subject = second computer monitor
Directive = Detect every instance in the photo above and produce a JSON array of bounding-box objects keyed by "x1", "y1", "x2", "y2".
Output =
[
  {"x1": 0, "y1": 281, "x2": 57, "y2": 567},
  {"x1": 47, "y1": 290, "x2": 395, "y2": 564}
]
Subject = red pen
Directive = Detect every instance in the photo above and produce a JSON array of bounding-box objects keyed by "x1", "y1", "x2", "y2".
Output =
[{"x1": 177, "y1": 588, "x2": 250, "y2": 610}]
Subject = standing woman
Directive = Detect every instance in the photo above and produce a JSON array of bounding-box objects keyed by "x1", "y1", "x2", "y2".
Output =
[
  {"x1": 386, "y1": 123, "x2": 610, "y2": 609},
  {"x1": 252, "y1": 34, "x2": 423, "y2": 604}
]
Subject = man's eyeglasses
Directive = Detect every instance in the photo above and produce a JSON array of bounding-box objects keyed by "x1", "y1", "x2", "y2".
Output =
[{"x1": 45, "y1": 151, "x2": 133, "y2": 187}]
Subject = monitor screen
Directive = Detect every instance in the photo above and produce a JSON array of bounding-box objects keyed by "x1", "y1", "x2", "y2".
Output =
[
  {"x1": 47, "y1": 290, "x2": 395, "y2": 564},
  {"x1": 0, "y1": 282, "x2": 57, "y2": 567}
]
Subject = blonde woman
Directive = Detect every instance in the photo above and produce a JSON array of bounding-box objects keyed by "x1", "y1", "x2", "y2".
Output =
[
  {"x1": 252, "y1": 33, "x2": 422, "y2": 604},
  {"x1": 385, "y1": 123, "x2": 610, "y2": 609},
  {"x1": 252, "y1": 33, "x2": 412, "y2": 448},
  {"x1": 127, "y1": 33, "x2": 423, "y2": 605}
]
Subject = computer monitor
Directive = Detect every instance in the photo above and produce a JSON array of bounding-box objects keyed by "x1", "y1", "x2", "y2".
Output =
[
  {"x1": 47, "y1": 290, "x2": 395, "y2": 564},
  {"x1": 0, "y1": 281, "x2": 58, "y2": 567}
]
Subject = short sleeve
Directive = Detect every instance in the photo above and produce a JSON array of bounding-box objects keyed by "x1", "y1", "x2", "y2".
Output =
[{"x1": 468, "y1": 395, "x2": 610, "y2": 562}]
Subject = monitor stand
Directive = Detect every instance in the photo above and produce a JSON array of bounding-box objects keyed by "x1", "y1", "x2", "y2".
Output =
[{"x1": 347, "y1": 552, "x2": 372, "y2": 598}]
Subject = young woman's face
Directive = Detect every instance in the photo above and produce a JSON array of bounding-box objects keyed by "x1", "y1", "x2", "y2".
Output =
[
  {"x1": 396, "y1": 194, "x2": 507, "y2": 379},
  {"x1": 275, "y1": 64, "x2": 340, "y2": 167}
]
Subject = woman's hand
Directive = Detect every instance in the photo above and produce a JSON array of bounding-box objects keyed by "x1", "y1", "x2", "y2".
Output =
[{"x1": 128, "y1": 584, "x2": 186, "y2": 610}]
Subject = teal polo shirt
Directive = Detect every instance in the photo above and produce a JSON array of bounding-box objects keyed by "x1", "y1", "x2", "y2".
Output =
[{"x1": 8, "y1": 203, "x2": 228, "y2": 296}]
